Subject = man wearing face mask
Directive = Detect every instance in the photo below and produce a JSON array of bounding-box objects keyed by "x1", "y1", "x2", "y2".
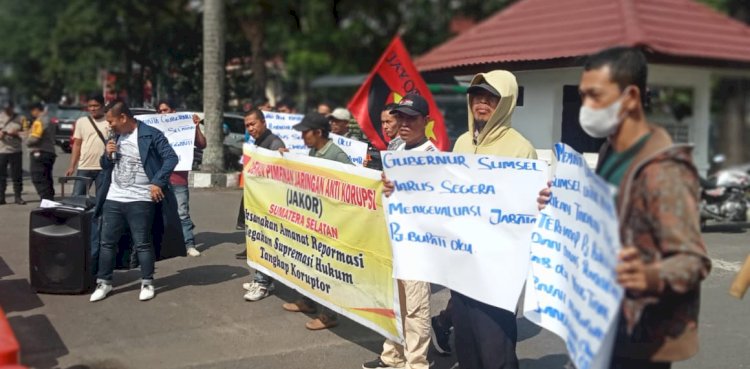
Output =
[{"x1": 538, "y1": 47, "x2": 710, "y2": 369}]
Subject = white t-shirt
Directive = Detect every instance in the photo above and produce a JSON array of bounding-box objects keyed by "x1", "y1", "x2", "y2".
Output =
[
  {"x1": 395, "y1": 139, "x2": 438, "y2": 152},
  {"x1": 107, "y1": 127, "x2": 153, "y2": 202}
]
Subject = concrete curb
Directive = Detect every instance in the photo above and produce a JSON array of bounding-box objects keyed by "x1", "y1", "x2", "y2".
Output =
[{"x1": 189, "y1": 171, "x2": 241, "y2": 188}]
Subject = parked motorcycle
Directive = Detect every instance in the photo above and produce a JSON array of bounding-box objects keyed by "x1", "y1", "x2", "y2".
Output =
[{"x1": 700, "y1": 157, "x2": 750, "y2": 227}]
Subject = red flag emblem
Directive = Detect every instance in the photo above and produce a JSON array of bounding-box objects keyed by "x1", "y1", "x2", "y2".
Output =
[{"x1": 348, "y1": 36, "x2": 451, "y2": 151}]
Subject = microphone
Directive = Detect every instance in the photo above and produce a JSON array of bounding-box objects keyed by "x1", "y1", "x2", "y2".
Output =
[{"x1": 108, "y1": 131, "x2": 118, "y2": 161}]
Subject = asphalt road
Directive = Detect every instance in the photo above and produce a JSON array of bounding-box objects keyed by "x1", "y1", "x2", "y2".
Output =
[{"x1": 0, "y1": 150, "x2": 748, "y2": 369}]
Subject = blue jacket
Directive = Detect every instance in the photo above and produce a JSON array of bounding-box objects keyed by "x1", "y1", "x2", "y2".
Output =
[{"x1": 95, "y1": 121, "x2": 178, "y2": 216}]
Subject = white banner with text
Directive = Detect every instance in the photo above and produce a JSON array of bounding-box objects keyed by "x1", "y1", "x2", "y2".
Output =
[
  {"x1": 249, "y1": 112, "x2": 307, "y2": 153},
  {"x1": 330, "y1": 133, "x2": 368, "y2": 166},
  {"x1": 523, "y1": 143, "x2": 623, "y2": 369},
  {"x1": 382, "y1": 151, "x2": 548, "y2": 311},
  {"x1": 136, "y1": 113, "x2": 196, "y2": 171}
]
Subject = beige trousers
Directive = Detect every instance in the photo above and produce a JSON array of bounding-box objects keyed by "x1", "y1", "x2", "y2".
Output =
[{"x1": 380, "y1": 279, "x2": 431, "y2": 369}]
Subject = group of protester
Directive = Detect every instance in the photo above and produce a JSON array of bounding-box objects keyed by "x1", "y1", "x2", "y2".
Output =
[
  {"x1": 5, "y1": 45, "x2": 712, "y2": 369},
  {"x1": 4, "y1": 94, "x2": 209, "y2": 301},
  {"x1": 228, "y1": 46, "x2": 710, "y2": 369}
]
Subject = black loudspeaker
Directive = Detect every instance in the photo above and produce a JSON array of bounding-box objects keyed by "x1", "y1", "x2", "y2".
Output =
[{"x1": 29, "y1": 207, "x2": 94, "y2": 294}]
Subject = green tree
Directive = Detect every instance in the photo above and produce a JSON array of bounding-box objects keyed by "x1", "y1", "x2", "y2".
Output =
[
  {"x1": 223, "y1": 0, "x2": 517, "y2": 111},
  {"x1": 0, "y1": 0, "x2": 202, "y2": 106},
  {"x1": 0, "y1": 0, "x2": 68, "y2": 100}
]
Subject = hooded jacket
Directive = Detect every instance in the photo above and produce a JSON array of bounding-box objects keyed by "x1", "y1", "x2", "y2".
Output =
[
  {"x1": 599, "y1": 126, "x2": 711, "y2": 362},
  {"x1": 453, "y1": 70, "x2": 536, "y2": 159}
]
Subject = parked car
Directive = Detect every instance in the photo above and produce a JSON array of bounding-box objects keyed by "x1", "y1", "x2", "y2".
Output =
[
  {"x1": 47, "y1": 104, "x2": 87, "y2": 153},
  {"x1": 131, "y1": 107, "x2": 157, "y2": 116},
  {"x1": 191, "y1": 112, "x2": 245, "y2": 171},
  {"x1": 221, "y1": 112, "x2": 246, "y2": 171}
]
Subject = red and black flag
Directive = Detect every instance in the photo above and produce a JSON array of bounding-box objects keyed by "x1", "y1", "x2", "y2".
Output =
[{"x1": 348, "y1": 36, "x2": 451, "y2": 151}]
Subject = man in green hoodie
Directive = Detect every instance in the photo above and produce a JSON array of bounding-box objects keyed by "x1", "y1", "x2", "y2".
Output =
[{"x1": 452, "y1": 70, "x2": 536, "y2": 369}]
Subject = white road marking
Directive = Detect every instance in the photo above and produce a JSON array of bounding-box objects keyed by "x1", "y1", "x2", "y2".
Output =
[{"x1": 712, "y1": 258, "x2": 741, "y2": 272}]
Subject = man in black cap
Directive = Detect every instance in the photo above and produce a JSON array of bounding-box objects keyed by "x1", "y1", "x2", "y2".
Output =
[
  {"x1": 280, "y1": 112, "x2": 351, "y2": 331},
  {"x1": 388, "y1": 94, "x2": 437, "y2": 152},
  {"x1": 451, "y1": 70, "x2": 536, "y2": 369},
  {"x1": 290, "y1": 112, "x2": 351, "y2": 164},
  {"x1": 466, "y1": 82, "x2": 501, "y2": 144},
  {"x1": 364, "y1": 93, "x2": 435, "y2": 369},
  {"x1": 0, "y1": 101, "x2": 26, "y2": 205},
  {"x1": 427, "y1": 79, "x2": 505, "y2": 359}
]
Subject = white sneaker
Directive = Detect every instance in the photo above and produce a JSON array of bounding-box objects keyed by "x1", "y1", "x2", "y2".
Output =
[
  {"x1": 89, "y1": 283, "x2": 112, "y2": 302},
  {"x1": 243, "y1": 281, "x2": 275, "y2": 292},
  {"x1": 139, "y1": 284, "x2": 155, "y2": 301},
  {"x1": 187, "y1": 247, "x2": 201, "y2": 257},
  {"x1": 244, "y1": 284, "x2": 272, "y2": 301}
]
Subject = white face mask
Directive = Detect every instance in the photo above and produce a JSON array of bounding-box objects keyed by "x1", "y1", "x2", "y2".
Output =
[{"x1": 579, "y1": 95, "x2": 625, "y2": 138}]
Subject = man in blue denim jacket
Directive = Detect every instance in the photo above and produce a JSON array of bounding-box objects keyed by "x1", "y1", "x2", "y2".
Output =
[{"x1": 90, "y1": 100, "x2": 178, "y2": 302}]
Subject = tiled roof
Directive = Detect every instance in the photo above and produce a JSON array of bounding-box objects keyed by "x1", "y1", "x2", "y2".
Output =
[{"x1": 416, "y1": 0, "x2": 750, "y2": 72}]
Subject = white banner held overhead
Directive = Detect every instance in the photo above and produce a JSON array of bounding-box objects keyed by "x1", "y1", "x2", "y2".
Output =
[
  {"x1": 382, "y1": 151, "x2": 548, "y2": 311},
  {"x1": 136, "y1": 113, "x2": 196, "y2": 171},
  {"x1": 246, "y1": 113, "x2": 362, "y2": 159},
  {"x1": 247, "y1": 112, "x2": 307, "y2": 154},
  {"x1": 330, "y1": 133, "x2": 368, "y2": 166},
  {"x1": 523, "y1": 143, "x2": 623, "y2": 369}
]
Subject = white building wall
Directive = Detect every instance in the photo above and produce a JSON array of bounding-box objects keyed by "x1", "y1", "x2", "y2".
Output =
[
  {"x1": 648, "y1": 65, "x2": 711, "y2": 174},
  {"x1": 512, "y1": 68, "x2": 582, "y2": 150}
]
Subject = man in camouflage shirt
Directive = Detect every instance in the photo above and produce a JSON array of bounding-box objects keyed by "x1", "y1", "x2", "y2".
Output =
[{"x1": 540, "y1": 47, "x2": 710, "y2": 369}]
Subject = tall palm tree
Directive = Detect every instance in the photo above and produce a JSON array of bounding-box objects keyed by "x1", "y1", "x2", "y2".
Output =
[{"x1": 201, "y1": 0, "x2": 225, "y2": 172}]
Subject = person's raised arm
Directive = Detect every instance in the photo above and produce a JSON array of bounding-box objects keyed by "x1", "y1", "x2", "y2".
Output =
[{"x1": 193, "y1": 114, "x2": 207, "y2": 149}]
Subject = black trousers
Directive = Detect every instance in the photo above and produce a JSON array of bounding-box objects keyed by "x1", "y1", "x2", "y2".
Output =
[
  {"x1": 30, "y1": 151, "x2": 55, "y2": 200},
  {"x1": 437, "y1": 297, "x2": 454, "y2": 327},
  {"x1": 452, "y1": 291, "x2": 519, "y2": 369},
  {"x1": 237, "y1": 194, "x2": 244, "y2": 228},
  {"x1": 0, "y1": 152, "x2": 23, "y2": 196}
]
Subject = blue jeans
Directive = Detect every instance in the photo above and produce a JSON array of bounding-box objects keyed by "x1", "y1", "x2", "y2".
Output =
[
  {"x1": 173, "y1": 185, "x2": 196, "y2": 249},
  {"x1": 91, "y1": 215, "x2": 100, "y2": 277},
  {"x1": 254, "y1": 270, "x2": 272, "y2": 286},
  {"x1": 97, "y1": 200, "x2": 156, "y2": 285},
  {"x1": 72, "y1": 169, "x2": 102, "y2": 196}
]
